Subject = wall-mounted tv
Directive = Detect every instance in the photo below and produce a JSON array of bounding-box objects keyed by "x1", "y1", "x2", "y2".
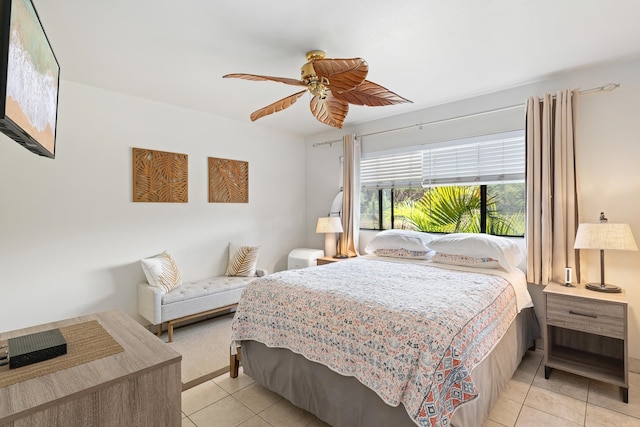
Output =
[{"x1": 0, "y1": 0, "x2": 59, "y2": 159}]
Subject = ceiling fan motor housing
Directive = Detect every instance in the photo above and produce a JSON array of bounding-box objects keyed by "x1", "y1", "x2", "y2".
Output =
[{"x1": 301, "y1": 55, "x2": 327, "y2": 98}]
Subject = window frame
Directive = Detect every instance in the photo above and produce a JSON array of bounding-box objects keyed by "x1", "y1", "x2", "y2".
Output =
[{"x1": 359, "y1": 130, "x2": 525, "y2": 237}]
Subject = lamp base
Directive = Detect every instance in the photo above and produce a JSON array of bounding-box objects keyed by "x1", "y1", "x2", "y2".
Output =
[
  {"x1": 324, "y1": 234, "x2": 337, "y2": 258},
  {"x1": 585, "y1": 283, "x2": 622, "y2": 293},
  {"x1": 333, "y1": 254, "x2": 348, "y2": 259}
]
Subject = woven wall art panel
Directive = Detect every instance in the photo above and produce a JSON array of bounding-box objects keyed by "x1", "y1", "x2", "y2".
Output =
[
  {"x1": 133, "y1": 148, "x2": 188, "y2": 202},
  {"x1": 209, "y1": 157, "x2": 248, "y2": 203}
]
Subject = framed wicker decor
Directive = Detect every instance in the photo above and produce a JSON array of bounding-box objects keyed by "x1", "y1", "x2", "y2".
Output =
[
  {"x1": 133, "y1": 148, "x2": 188, "y2": 202},
  {"x1": 208, "y1": 157, "x2": 248, "y2": 203}
]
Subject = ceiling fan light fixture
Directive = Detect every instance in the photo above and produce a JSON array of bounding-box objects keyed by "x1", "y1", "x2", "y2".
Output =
[{"x1": 309, "y1": 81, "x2": 327, "y2": 98}]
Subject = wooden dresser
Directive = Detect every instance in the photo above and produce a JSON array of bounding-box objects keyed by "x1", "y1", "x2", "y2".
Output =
[
  {"x1": 543, "y1": 282, "x2": 628, "y2": 402},
  {"x1": 0, "y1": 310, "x2": 182, "y2": 426}
]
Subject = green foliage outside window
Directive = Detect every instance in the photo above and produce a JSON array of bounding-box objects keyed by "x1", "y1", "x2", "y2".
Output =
[{"x1": 360, "y1": 183, "x2": 525, "y2": 237}]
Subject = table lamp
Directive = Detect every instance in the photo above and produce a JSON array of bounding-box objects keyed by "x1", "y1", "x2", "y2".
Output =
[
  {"x1": 574, "y1": 212, "x2": 638, "y2": 292},
  {"x1": 316, "y1": 217, "x2": 343, "y2": 258}
]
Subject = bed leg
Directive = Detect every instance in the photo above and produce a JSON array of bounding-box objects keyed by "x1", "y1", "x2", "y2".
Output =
[
  {"x1": 157, "y1": 324, "x2": 162, "y2": 337},
  {"x1": 230, "y1": 347, "x2": 241, "y2": 378}
]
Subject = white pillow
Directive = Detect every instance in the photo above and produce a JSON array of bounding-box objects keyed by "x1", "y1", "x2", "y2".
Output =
[
  {"x1": 432, "y1": 253, "x2": 501, "y2": 269},
  {"x1": 373, "y1": 248, "x2": 434, "y2": 259},
  {"x1": 427, "y1": 233, "x2": 524, "y2": 272},
  {"x1": 140, "y1": 251, "x2": 183, "y2": 293},
  {"x1": 226, "y1": 242, "x2": 260, "y2": 277},
  {"x1": 364, "y1": 230, "x2": 436, "y2": 256}
]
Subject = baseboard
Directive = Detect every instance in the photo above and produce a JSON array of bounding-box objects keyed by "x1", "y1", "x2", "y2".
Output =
[{"x1": 182, "y1": 366, "x2": 230, "y2": 392}]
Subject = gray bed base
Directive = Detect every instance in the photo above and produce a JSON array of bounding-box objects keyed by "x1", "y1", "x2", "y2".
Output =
[{"x1": 235, "y1": 307, "x2": 539, "y2": 427}]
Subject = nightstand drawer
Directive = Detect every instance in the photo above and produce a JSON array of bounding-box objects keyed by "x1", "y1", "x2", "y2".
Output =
[{"x1": 546, "y1": 293, "x2": 625, "y2": 339}]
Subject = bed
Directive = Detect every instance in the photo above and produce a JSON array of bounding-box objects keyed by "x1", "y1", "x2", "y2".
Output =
[{"x1": 230, "y1": 232, "x2": 539, "y2": 427}]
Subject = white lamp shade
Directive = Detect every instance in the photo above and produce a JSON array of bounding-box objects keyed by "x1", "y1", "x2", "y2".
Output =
[
  {"x1": 316, "y1": 217, "x2": 343, "y2": 234},
  {"x1": 574, "y1": 223, "x2": 638, "y2": 251}
]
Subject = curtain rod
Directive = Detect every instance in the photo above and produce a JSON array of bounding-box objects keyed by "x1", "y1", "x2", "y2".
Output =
[{"x1": 312, "y1": 82, "x2": 620, "y2": 147}]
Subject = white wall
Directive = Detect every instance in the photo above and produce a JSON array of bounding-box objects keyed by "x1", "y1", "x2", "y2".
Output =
[
  {"x1": 304, "y1": 57, "x2": 640, "y2": 361},
  {"x1": 0, "y1": 81, "x2": 307, "y2": 331}
]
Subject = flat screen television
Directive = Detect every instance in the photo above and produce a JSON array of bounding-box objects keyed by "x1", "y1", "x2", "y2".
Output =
[{"x1": 0, "y1": 0, "x2": 59, "y2": 158}]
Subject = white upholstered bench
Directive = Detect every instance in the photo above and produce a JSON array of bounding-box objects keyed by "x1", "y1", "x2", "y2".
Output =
[
  {"x1": 137, "y1": 245, "x2": 264, "y2": 342},
  {"x1": 137, "y1": 270, "x2": 265, "y2": 342}
]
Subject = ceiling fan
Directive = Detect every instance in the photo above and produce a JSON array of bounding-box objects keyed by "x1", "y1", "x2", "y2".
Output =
[{"x1": 223, "y1": 50, "x2": 412, "y2": 129}]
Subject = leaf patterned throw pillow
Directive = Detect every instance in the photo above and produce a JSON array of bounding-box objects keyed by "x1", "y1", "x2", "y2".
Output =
[
  {"x1": 226, "y1": 245, "x2": 260, "y2": 277},
  {"x1": 140, "y1": 251, "x2": 183, "y2": 293}
]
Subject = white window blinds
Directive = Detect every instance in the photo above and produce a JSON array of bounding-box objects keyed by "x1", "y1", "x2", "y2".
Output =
[
  {"x1": 361, "y1": 150, "x2": 423, "y2": 189},
  {"x1": 361, "y1": 131, "x2": 524, "y2": 189}
]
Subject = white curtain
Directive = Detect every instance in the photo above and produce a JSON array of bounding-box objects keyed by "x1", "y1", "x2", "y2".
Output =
[
  {"x1": 338, "y1": 134, "x2": 361, "y2": 257},
  {"x1": 525, "y1": 89, "x2": 580, "y2": 285}
]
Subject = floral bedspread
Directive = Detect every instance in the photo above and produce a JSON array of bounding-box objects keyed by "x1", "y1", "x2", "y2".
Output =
[{"x1": 231, "y1": 257, "x2": 517, "y2": 427}]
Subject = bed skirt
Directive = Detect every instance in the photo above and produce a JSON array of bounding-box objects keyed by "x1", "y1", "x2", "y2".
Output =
[{"x1": 240, "y1": 307, "x2": 539, "y2": 427}]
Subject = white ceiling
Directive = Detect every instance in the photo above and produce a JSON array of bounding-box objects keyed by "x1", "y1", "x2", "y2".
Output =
[{"x1": 35, "y1": 0, "x2": 640, "y2": 138}]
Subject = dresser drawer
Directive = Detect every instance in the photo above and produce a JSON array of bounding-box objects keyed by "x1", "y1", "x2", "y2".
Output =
[{"x1": 546, "y1": 293, "x2": 625, "y2": 339}]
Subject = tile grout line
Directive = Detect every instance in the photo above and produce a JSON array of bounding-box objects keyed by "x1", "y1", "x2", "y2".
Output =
[
  {"x1": 228, "y1": 386, "x2": 285, "y2": 427},
  {"x1": 513, "y1": 370, "x2": 535, "y2": 427},
  {"x1": 183, "y1": 379, "x2": 234, "y2": 420},
  {"x1": 583, "y1": 379, "x2": 591, "y2": 426},
  {"x1": 228, "y1": 393, "x2": 260, "y2": 426},
  {"x1": 514, "y1": 354, "x2": 546, "y2": 426},
  {"x1": 583, "y1": 380, "x2": 640, "y2": 422},
  {"x1": 521, "y1": 378, "x2": 588, "y2": 425}
]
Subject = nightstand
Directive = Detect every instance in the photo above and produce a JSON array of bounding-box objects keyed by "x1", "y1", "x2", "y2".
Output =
[
  {"x1": 543, "y1": 282, "x2": 628, "y2": 402},
  {"x1": 316, "y1": 256, "x2": 354, "y2": 265}
]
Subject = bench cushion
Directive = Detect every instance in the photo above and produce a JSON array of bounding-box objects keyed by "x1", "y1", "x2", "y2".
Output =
[
  {"x1": 159, "y1": 276, "x2": 255, "y2": 323},
  {"x1": 162, "y1": 276, "x2": 253, "y2": 304}
]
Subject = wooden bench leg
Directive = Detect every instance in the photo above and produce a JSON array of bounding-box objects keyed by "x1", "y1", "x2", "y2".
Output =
[
  {"x1": 168, "y1": 321, "x2": 174, "y2": 343},
  {"x1": 230, "y1": 347, "x2": 241, "y2": 378},
  {"x1": 160, "y1": 303, "x2": 239, "y2": 343}
]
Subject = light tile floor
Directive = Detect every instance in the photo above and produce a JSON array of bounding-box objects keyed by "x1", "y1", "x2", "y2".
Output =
[{"x1": 181, "y1": 350, "x2": 640, "y2": 427}]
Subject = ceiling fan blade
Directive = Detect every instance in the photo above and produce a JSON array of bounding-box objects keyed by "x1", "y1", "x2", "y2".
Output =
[
  {"x1": 223, "y1": 73, "x2": 307, "y2": 87},
  {"x1": 249, "y1": 90, "x2": 307, "y2": 122},
  {"x1": 332, "y1": 80, "x2": 412, "y2": 106},
  {"x1": 312, "y1": 58, "x2": 368, "y2": 93},
  {"x1": 310, "y1": 93, "x2": 349, "y2": 129}
]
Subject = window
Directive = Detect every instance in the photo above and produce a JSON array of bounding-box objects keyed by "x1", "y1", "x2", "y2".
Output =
[{"x1": 360, "y1": 131, "x2": 525, "y2": 237}]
